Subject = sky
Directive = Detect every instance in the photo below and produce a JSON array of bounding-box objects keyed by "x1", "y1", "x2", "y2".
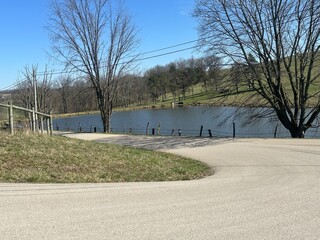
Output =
[{"x1": 0, "y1": 0, "x2": 200, "y2": 90}]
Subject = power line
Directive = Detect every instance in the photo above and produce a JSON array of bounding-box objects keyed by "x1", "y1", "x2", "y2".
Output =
[
  {"x1": 0, "y1": 39, "x2": 200, "y2": 91},
  {"x1": 137, "y1": 39, "x2": 199, "y2": 56},
  {"x1": 38, "y1": 40, "x2": 201, "y2": 76},
  {"x1": 0, "y1": 81, "x2": 25, "y2": 92},
  {"x1": 2, "y1": 3, "x2": 318, "y2": 92},
  {"x1": 46, "y1": 45, "x2": 198, "y2": 76}
]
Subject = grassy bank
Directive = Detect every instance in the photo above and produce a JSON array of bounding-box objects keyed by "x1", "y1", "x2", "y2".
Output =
[
  {"x1": 0, "y1": 132, "x2": 212, "y2": 183},
  {"x1": 53, "y1": 88, "x2": 258, "y2": 119}
]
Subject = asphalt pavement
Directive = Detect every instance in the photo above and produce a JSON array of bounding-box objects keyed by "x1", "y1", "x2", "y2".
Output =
[{"x1": 1, "y1": 133, "x2": 320, "y2": 239}]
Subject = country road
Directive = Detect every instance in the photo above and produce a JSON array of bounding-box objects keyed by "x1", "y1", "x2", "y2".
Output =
[{"x1": 1, "y1": 134, "x2": 320, "y2": 239}]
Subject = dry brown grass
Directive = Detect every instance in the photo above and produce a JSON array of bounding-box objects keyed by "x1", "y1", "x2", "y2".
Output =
[{"x1": 0, "y1": 132, "x2": 212, "y2": 183}]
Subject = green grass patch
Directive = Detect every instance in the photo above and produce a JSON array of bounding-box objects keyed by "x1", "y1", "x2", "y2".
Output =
[{"x1": 0, "y1": 132, "x2": 212, "y2": 183}]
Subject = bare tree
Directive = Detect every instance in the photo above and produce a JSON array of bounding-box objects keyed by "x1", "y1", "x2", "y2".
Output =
[
  {"x1": 115, "y1": 74, "x2": 145, "y2": 107},
  {"x1": 184, "y1": 57, "x2": 206, "y2": 98},
  {"x1": 37, "y1": 66, "x2": 54, "y2": 113},
  {"x1": 14, "y1": 65, "x2": 53, "y2": 113},
  {"x1": 194, "y1": 0, "x2": 320, "y2": 138},
  {"x1": 14, "y1": 73, "x2": 33, "y2": 110},
  {"x1": 71, "y1": 79, "x2": 97, "y2": 112},
  {"x1": 49, "y1": 0, "x2": 138, "y2": 132},
  {"x1": 53, "y1": 76, "x2": 97, "y2": 113},
  {"x1": 203, "y1": 55, "x2": 223, "y2": 92},
  {"x1": 55, "y1": 75, "x2": 73, "y2": 113},
  {"x1": 229, "y1": 62, "x2": 245, "y2": 93}
]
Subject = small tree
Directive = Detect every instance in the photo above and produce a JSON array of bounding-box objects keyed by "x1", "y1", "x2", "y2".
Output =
[
  {"x1": 229, "y1": 62, "x2": 245, "y2": 93},
  {"x1": 146, "y1": 69, "x2": 161, "y2": 104},
  {"x1": 145, "y1": 65, "x2": 169, "y2": 103},
  {"x1": 14, "y1": 65, "x2": 53, "y2": 113},
  {"x1": 203, "y1": 55, "x2": 222, "y2": 92},
  {"x1": 55, "y1": 75, "x2": 73, "y2": 113}
]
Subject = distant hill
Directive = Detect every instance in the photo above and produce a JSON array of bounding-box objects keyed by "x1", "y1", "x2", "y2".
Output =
[{"x1": 0, "y1": 90, "x2": 13, "y2": 103}]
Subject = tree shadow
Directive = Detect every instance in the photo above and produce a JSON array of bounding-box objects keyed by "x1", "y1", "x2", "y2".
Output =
[{"x1": 94, "y1": 135, "x2": 230, "y2": 150}]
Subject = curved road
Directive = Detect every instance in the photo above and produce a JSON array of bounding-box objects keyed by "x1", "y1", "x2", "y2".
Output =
[{"x1": 1, "y1": 134, "x2": 320, "y2": 239}]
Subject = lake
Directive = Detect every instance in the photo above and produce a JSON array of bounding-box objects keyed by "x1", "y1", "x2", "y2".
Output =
[{"x1": 53, "y1": 106, "x2": 320, "y2": 138}]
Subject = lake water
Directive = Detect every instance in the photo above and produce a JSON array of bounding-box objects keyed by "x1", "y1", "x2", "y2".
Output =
[{"x1": 53, "y1": 106, "x2": 320, "y2": 138}]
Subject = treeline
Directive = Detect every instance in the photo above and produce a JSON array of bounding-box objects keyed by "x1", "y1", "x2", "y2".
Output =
[
  {"x1": 10, "y1": 65, "x2": 150, "y2": 114},
  {"x1": 144, "y1": 54, "x2": 256, "y2": 104},
  {"x1": 10, "y1": 55, "x2": 253, "y2": 115}
]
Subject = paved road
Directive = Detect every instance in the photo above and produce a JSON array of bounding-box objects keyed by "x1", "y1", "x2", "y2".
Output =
[
  {"x1": 1, "y1": 134, "x2": 320, "y2": 239},
  {"x1": 61, "y1": 132, "x2": 231, "y2": 150}
]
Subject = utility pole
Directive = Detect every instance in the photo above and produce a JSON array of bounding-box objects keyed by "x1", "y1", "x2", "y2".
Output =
[{"x1": 33, "y1": 69, "x2": 38, "y2": 131}]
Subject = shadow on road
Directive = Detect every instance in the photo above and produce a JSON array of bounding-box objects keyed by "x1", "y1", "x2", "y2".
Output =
[{"x1": 93, "y1": 135, "x2": 231, "y2": 150}]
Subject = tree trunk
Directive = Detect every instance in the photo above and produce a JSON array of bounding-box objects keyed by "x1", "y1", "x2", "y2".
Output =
[
  {"x1": 289, "y1": 127, "x2": 305, "y2": 138},
  {"x1": 276, "y1": 111, "x2": 307, "y2": 138},
  {"x1": 103, "y1": 114, "x2": 110, "y2": 133},
  {"x1": 203, "y1": 79, "x2": 207, "y2": 92},
  {"x1": 96, "y1": 92, "x2": 111, "y2": 133},
  {"x1": 100, "y1": 110, "x2": 111, "y2": 133}
]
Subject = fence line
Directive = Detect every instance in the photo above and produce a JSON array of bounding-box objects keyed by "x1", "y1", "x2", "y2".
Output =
[
  {"x1": 53, "y1": 122, "x2": 301, "y2": 138},
  {"x1": 0, "y1": 103, "x2": 53, "y2": 135},
  {"x1": 53, "y1": 119, "x2": 320, "y2": 138}
]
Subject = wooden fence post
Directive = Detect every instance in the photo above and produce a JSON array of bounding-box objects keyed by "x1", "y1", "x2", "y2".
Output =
[
  {"x1": 46, "y1": 118, "x2": 50, "y2": 135},
  {"x1": 49, "y1": 113, "x2": 53, "y2": 136},
  {"x1": 40, "y1": 117, "x2": 44, "y2": 134},
  {"x1": 233, "y1": 122, "x2": 236, "y2": 138},
  {"x1": 32, "y1": 107, "x2": 36, "y2": 133},
  {"x1": 146, "y1": 122, "x2": 150, "y2": 135},
  {"x1": 9, "y1": 103, "x2": 14, "y2": 135},
  {"x1": 199, "y1": 125, "x2": 203, "y2": 137},
  {"x1": 274, "y1": 124, "x2": 278, "y2": 138},
  {"x1": 157, "y1": 123, "x2": 161, "y2": 135},
  {"x1": 1, "y1": 103, "x2": 52, "y2": 136}
]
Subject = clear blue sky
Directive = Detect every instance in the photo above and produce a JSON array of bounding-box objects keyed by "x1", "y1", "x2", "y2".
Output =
[{"x1": 0, "y1": 0, "x2": 199, "y2": 90}]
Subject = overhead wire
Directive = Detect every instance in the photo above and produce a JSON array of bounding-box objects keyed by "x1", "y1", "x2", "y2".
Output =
[
  {"x1": 0, "y1": 39, "x2": 201, "y2": 92},
  {"x1": 1, "y1": 3, "x2": 319, "y2": 91}
]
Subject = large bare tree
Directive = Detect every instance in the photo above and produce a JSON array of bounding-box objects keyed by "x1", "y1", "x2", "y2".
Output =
[
  {"x1": 194, "y1": 0, "x2": 320, "y2": 138},
  {"x1": 49, "y1": 0, "x2": 138, "y2": 132}
]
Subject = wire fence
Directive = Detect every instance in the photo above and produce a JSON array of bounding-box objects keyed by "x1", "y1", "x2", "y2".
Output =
[{"x1": 52, "y1": 120, "x2": 320, "y2": 139}]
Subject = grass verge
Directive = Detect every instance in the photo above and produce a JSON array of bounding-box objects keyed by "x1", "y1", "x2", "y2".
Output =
[{"x1": 0, "y1": 132, "x2": 212, "y2": 183}]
